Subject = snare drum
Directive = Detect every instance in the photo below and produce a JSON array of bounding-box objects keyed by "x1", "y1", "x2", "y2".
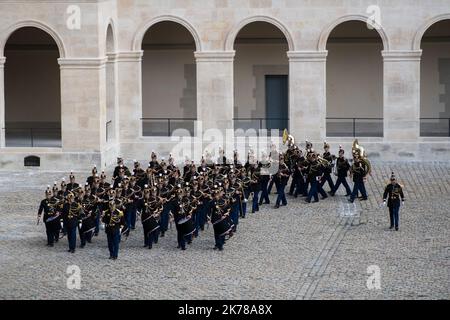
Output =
[
  {"x1": 213, "y1": 216, "x2": 232, "y2": 237},
  {"x1": 178, "y1": 216, "x2": 195, "y2": 237}
]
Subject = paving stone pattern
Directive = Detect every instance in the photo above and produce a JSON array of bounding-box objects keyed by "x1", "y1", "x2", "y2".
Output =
[{"x1": 0, "y1": 162, "x2": 449, "y2": 299}]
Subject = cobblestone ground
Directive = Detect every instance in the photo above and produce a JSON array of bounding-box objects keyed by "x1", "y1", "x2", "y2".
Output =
[{"x1": 0, "y1": 162, "x2": 449, "y2": 300}]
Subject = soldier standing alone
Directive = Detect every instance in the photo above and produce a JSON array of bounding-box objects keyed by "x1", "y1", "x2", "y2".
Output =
[{"x1": 383, "y1": 172, "x2": 405, "y2": 231}]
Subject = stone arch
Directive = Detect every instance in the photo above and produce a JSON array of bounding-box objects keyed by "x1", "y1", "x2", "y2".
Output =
[
  {"x1": 132, "y1": 15, "x2": 202, "y2": 52},
  {"x1": 413, "y1": 13, "x2": 450, "y2": 51},
  {"x1": 225, "y1": 15, "x2": 295, "y2": 51},
  {"x1": 318, "y1": 14, "x2": 390, "y2": 51},
  {"x1": 0, "y1": 20, "x2": 66, "y2": 58}
]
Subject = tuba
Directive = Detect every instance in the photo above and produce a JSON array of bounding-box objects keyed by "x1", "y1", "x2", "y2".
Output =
[
  {"x1": 317, "y1": 155, "x2": 331, "y2": 168},
  {"x1": 282, "y1": 129, "x2": 295, "y2": 146},
  {"x1": 352, "y1": 139, "x2": 372, "y2": 175}
]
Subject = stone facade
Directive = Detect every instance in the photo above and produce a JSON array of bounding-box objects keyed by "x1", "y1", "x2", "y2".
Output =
[{"x1": 0, "y1": 0, "x2": 449, "y2": 170}]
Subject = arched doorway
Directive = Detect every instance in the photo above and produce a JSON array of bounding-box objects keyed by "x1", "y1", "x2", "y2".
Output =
[
  {"x1": 233, "y1": 21, "x2": 289, "y2": 135},
  {"x1": 419, "y1": 19, "x2": 450, "y2": 137},
  {"x1": 325, "y1": 21, "x2": 384, "y2": 137},
  {"x1": 4, "y1": 27, "x2": 61, "y2": 147},
  {"x1": 141, "y1": 21, "x2": 197, "y2": 136}
]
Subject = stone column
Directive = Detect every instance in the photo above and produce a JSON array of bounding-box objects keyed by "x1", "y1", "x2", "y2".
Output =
[
  {"x1": 0, "y1": 57, "x2": 5, "y2": 148},
  {"x1": 382, "y1": 51, "x2": 422, "y2": 141},
  {"x1": 287, "y1": 51, "x2": 328, "y2": 142},
  {"x1": 106, "y1": 53, "x2": 119, "y2": 143},
  {"x1": 116, "y1": 51, "x2": 143, "y2": 141},
  {"x1": 195, "y1": 51, "x2": 235, "y2": 134},
  {"x1": 58, "y1": 58, "x2": 107, "y2": 153}
]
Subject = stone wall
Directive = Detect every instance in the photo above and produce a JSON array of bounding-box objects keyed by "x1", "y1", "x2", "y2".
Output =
[{"x1": 0, "y1": 0, "x2": 449, "y2": 170}]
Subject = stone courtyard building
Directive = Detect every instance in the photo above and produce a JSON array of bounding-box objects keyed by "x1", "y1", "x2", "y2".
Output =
[{"x1": 0, "y1": 0, "x2": 449, "y2": 170}]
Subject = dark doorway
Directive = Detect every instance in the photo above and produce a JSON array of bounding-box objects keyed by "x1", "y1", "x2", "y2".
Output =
[
  {"x1": 265, "y1": 75, "x2": 288, "y2": 132},
  {"x1": 4, "y1": 27, "x2": 62, "y2": 147}
]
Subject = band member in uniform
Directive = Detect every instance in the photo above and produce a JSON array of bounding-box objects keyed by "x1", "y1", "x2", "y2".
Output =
[
  {"x1": 102, "y1": 199, "x2": 125, "y2": 259},
  {"x1": 99, "y1": 171, "x2": 111, "y2": 189},
  {"x1": 113, "y1": 166, "x2": 126, "y2": 189},
  {"x1": 286, "y1": 146, "x2": 299, "y2": 196},
  {"x1": 62, "y1": 192, "x2": 82, "y2": 253},
  {"x1": 293, "y1": 150, "x2": 308, "y2": 198},
  {"x1": 305, "y1": 153, "x2": 324, "y2": 203},
  {"x1": 133, "y1": 160, "x2": 146, "y2": 184},
  {"x1": 86, "y1": 165, "x2": 98, "y2": 187},
  {"x1": 149, "y1": 152, "x2": 160, "y2": 172},
  {"x1": 37, "y1": 186, "x2": 61, "y2": 247},
  {"x1": 259, "y1": 152, "x2": 271, "y2": 206},
  {"x1": 67, "y1": 172, "x2": 80, "y2": 192},
  {"x1": 383, "y1": 172, "x2": 405, "y2": 231},
  {"x1": 113, "y1": 157, "x2": 131, "y2": 178},
  {"x1": 123, "y1": 176, "x2": 138, "y2": 232},
  {"x1": 274, "y1": 157, "x2": 290, "y2": 208},
  {"x1": 210, "y1": 188, "x2": 231, "y2": 251},
  {"x1": 184, "y1": 163, "x2": 198, "y2": 182},
  {"x1": 173, "y1": 188, "x2": 189, "y2": 250},
  {"x1": 79, "y1": 188, "x2": 97, "y2": 248},
  {"x1": 92, "y1": 177, "x2": 107, "y2": 236},
  {"x1": 249, "y1": 161, "x2": 261, "y2": 213},
  {"x1": 139, "y1": 185, "x2": 162, "y2": 248},
  {"x1": 320, "y1": 142, "x2": 335, "y2": 192},
  {"x1": 330, "y1": 146, "x2": 352, "y2": 196},
  {"x1": 224, "y1": 177, "x2": 239, "y2": 232},
  {"x1": 349, "y1": 155, "x2": 369, "y2": 203},
  {"x1": 159, "y1": 175, "x2": 175, "y2": 237},
  {"x1": 267, "y1": 144, "x2": 279, "y2": 194}
]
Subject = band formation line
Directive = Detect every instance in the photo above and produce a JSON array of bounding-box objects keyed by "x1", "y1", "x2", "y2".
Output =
[{"x1": 37, "y1": 132, "x2": 405, "y2": 260}]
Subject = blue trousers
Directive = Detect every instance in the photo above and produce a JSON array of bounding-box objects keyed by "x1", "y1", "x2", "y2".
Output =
[
  {"x1": 241, "y1": 189, "x2": 250, "y2": 217},
  {"x1": 160, "y1": 203, "x2": 171, "y2": 233},
  {"x1": 276, "y1": 182, "x2": 287, "y2": 206},
  {"x1": 307, "y1": 180, "x2": 319, "y2": 202},
  {"x1": 67, "y1": 226, "x2": 77, "y2": 251},
  {"x1": 193, "y1": 210, "x2": 200, "y2": 236},
  {"x1": 230, "y1": 202, "x2": 239, "y2": 229},
  {"x1": 45, "y1": 223, "x2": 59, "y2": 245},
  {"x1": 350, "y1": 179, "x2": 368, "y2": 201},
  {"x1": 260, "y1": 177, "x2": 270, "y2": 204},
  {"x1": 199, "y1": 202, "x2": 209, "y2": 230},
  {"x1": 214, "y1": 233, "x2": 225, "y2": 249},
  {"x1": 126, "y1": 206, "x2": 137, "y2": 229},
  {"x1": 94, "y1": 208, "x2": 101, "y2": 234},
  {"x1": 332, "y1": 176, "x2": 352, "y2": 195},
  {"x1": 80, "y1": 228, "x2": 92, "y2": 246},
  {"x1": 389, "y1": 204, "x2": 400, "y2": 228},
  {"x1": 320, "y1": 173, "x2": 335, "y2": 191},
  {"x1": 176, "y1": 227, "x2": 186, "y2": 249},
  {"x1": 293, "y1": 175, "x2": 306, "y2": 197},
  {"x1": 288, "y1": 177, "x2": 296, "y2": 194},
  {"x1": 252, "y1": 191, "x2": 260, "y2": 212},
  {"x1": 146, "y1": 229, "x2": 160, "y2": 248},
  {"x1": 317, "y1": 181, "x2": 328, "y2": 198},
  {"x1": 107, "y1": 230, "x2": 121, "y2": 258},
  {"x1": 267, "y1": 179, "x2": 274, "y2": 193}
]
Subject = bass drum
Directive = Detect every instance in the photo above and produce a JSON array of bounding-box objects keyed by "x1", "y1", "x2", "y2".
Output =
[
  {"x1": 178, "y1": 216, "x2": 196, "y2": 237},
  {"x1": 213, "y1": 216, "x2": 233, "y2": 237}
]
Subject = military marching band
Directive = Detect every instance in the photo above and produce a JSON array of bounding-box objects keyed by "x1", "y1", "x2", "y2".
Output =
[{"x1": 37, "y1": 133, "x2": 404, "y2": 259}]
